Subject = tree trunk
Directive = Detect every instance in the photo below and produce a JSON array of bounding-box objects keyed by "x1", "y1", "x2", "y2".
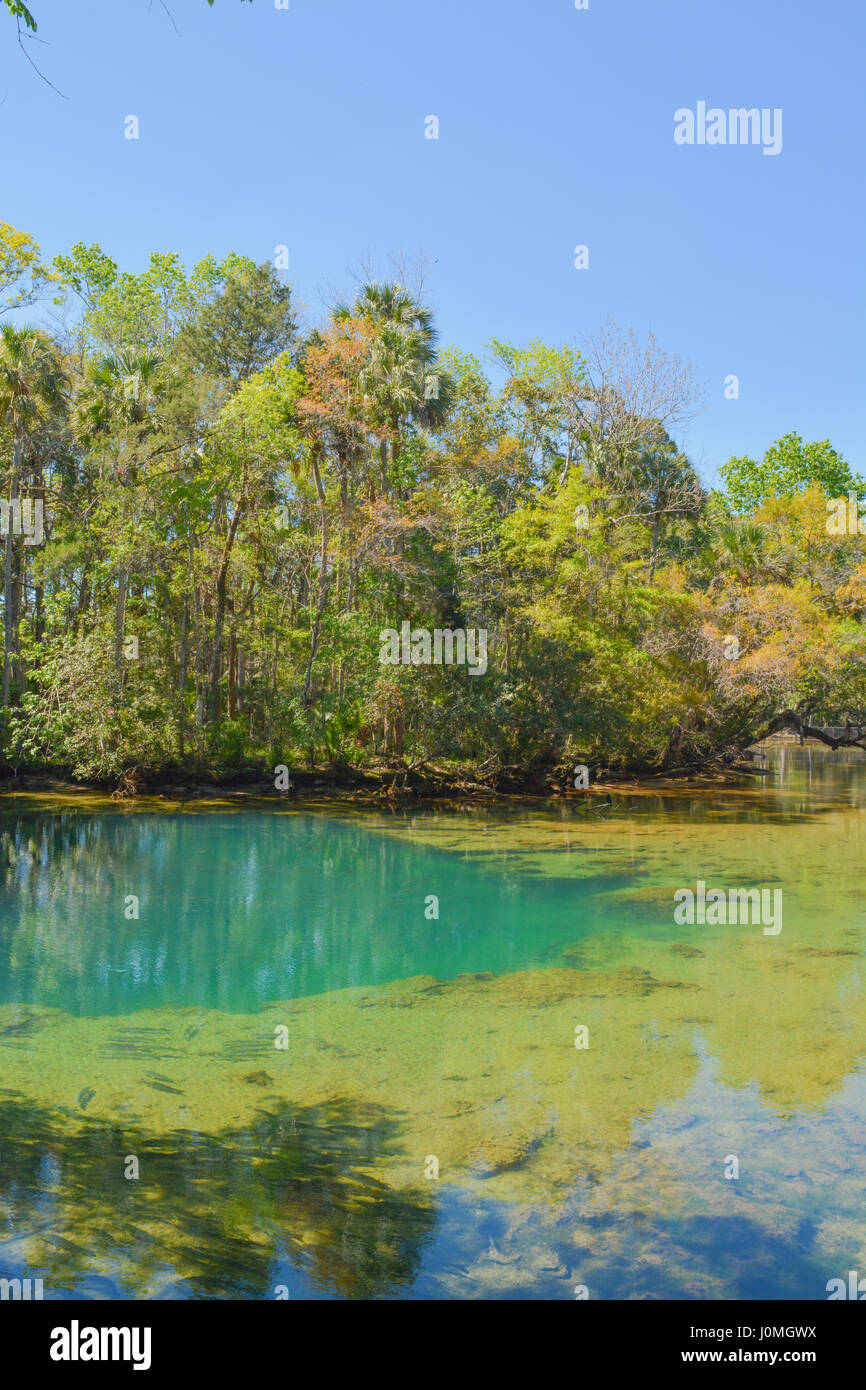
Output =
[
  {"x1": 379, "y1": 439, "x2": 389, "y2": 497},
  {"x1": 114, "y1": 567, "x2": 128, "y2": 690},
  {"x1": 227, "y1": 631, "x2": 238, "y2": 720},
  {"x1": 2, "y1": 430, "x2": 23, "y2": 708},
  {"x1": 649, "y1": 516, "x2": 661, "y2": 582},
  {"x1": 756, "y1": 710, "x2": 866, "y2": 752},
  {"x1": 177, "y1": 597, "x2": 189, "y2": 759},
  {"x1": 208, "y1": 480, "x2": 246, "y2": 724},
  {"x1": 302, "y1": 448, "x2": 329, "y2": 707}
]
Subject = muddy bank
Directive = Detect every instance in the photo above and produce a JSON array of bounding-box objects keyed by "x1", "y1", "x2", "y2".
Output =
[{"x1": 0, "y1": 749, "x2": 782, "y2": 808}]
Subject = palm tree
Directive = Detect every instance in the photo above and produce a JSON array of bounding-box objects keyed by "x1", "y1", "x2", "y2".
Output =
[
  {"x1": 350, "y1": 282, "x2": 447, "y2": 494},
  {"x1": 683, "y1": 494, "x2": 774, "y2": 588},
  {"x1": 712, "y1": 518, "x2": 771, "y2": 586},
  {"x1": 294, "y1": 286, "x2": 448, "y2": 713},
  {"x1": 626, "y1": 427, "x2": 704, "y2": 579},
  {"x1": 0, "y1": 323, "x2": 66, "y2": 706},
  {"x1": 72, "y1": 349, "x2": 165, "y2": 443}
]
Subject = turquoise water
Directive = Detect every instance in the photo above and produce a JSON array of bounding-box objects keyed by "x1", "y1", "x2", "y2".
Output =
[
  {"x1": 0, "y1": 808, "x2": 629, "y2": 1014},
  {"x1": 3, "y1": 745, "x2": 863, "y2": 1016},
  {"x1": 1, "y1": 747, "x2": 865, "y2": 1300}
]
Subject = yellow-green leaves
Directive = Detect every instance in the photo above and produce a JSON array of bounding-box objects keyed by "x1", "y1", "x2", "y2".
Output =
[{"x1": 0, "y1": 223, "x2": 57, "y2": 316}]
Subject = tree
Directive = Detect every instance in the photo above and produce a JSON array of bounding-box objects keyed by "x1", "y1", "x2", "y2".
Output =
[
  {"x1": 618, "y1": 424, "x2": 704, "y2": 579},
  {"x1": 204, "y1": 353, "x2": 303, "y2": 721},
  {"x1": 489, "y1": 338, "x2": 583, "y2": 488},
  {"x1": 569, "y1": 318, "x2": 703, "y2": 483},
  {"x1": 721, "y1": 433, "x2": 862, "y2": 513},
  {"x1": 53, "y1": 244, "x2": 245, "y2": 355},
  {"x1": 348, "y1": 282, "x2": 447, "y2": 496},
  {"x1": 5, "y1": 229, "x2": 865, "y2": 787},
  {"x1": 0, "y1": 223, "x2": 56, "y2": 315},
  {"x1": 178, "y1": 261, "x2": 296, "y2": 387},
  {"x1": 0, "y1": 324, "x2": 67, "y2": 707},
  {"x1": 72, "y1": 349, "x2": 169, "y2": 686}
]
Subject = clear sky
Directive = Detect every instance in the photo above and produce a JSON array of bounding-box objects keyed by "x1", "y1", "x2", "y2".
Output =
[{"x1": 1, "y1": 0, "x2": 863, "y2": 484}]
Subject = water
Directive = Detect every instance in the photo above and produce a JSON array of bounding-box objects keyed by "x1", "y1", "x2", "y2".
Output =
[{"x1": 0, "y1": 747, "x2": 864, "y2": 1299}]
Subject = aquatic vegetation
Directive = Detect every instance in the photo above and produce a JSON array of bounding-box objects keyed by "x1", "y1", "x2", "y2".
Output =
[{"x1": 0, "y1": 749, "x2": 864, "y2": 1298}]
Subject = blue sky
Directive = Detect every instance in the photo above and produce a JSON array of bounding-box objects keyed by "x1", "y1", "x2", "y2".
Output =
[{"x1": 2, "y1": 0, "x2": 863, "y2": 483}]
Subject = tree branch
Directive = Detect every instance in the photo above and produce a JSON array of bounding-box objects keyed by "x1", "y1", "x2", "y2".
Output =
[{"x1": 755, "y1": 710, "x2": 866, "y2": 752}]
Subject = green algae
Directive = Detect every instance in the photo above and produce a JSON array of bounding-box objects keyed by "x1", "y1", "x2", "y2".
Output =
[
  {"x1": 1, "y1": 909, "x2": 863, "y2": 1197},
  {"x1": 1, "y1": 919, "x2": 864, "y2": 1297},
  {"x1": 1, "y1": 747, "x2": 865, "y2": 1298}
]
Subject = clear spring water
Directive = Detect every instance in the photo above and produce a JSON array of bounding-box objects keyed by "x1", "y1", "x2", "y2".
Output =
[{"x1": 0, "y1": 747, "x2": 864, "y2": 1299}]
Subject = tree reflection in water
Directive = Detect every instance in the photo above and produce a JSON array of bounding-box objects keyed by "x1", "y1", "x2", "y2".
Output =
[{"x1": 0, "y1": 1095, "x2": 436, "y2": 1299}]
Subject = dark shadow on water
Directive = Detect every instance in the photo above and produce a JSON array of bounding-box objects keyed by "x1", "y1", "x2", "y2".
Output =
[{"x1": 0, "y1": 1095, "x2": 437, "y2": 1300}]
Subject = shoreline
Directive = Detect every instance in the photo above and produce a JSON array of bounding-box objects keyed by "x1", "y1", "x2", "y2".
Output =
[{"x1": 0, "y1": 741, "x2": 823, "y2": 810}]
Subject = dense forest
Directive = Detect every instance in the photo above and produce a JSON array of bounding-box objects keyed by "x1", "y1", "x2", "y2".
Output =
[{"x1": 1, "y1": 220, "x2": 864, "y2": 791}]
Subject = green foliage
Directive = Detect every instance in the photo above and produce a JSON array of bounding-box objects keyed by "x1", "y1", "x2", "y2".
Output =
[
  {"x1": 3, "y1": 1, "x2": 36, "y2": 30},
  {"x1": 2, "y1": 219, "x2": 864, "y2": 786},
  {"x1": 177, "y1": 261, "x2": 296, "y2": 383},
  {"x1": 721, "y1": 432, "x2": 863, "y2": 512},
  {"x1": 52, "y1": 245, "x2": 253, "y2": 354},
  {"x1": 0, "y1": 222, "x2": 57, "y2": 313}
]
